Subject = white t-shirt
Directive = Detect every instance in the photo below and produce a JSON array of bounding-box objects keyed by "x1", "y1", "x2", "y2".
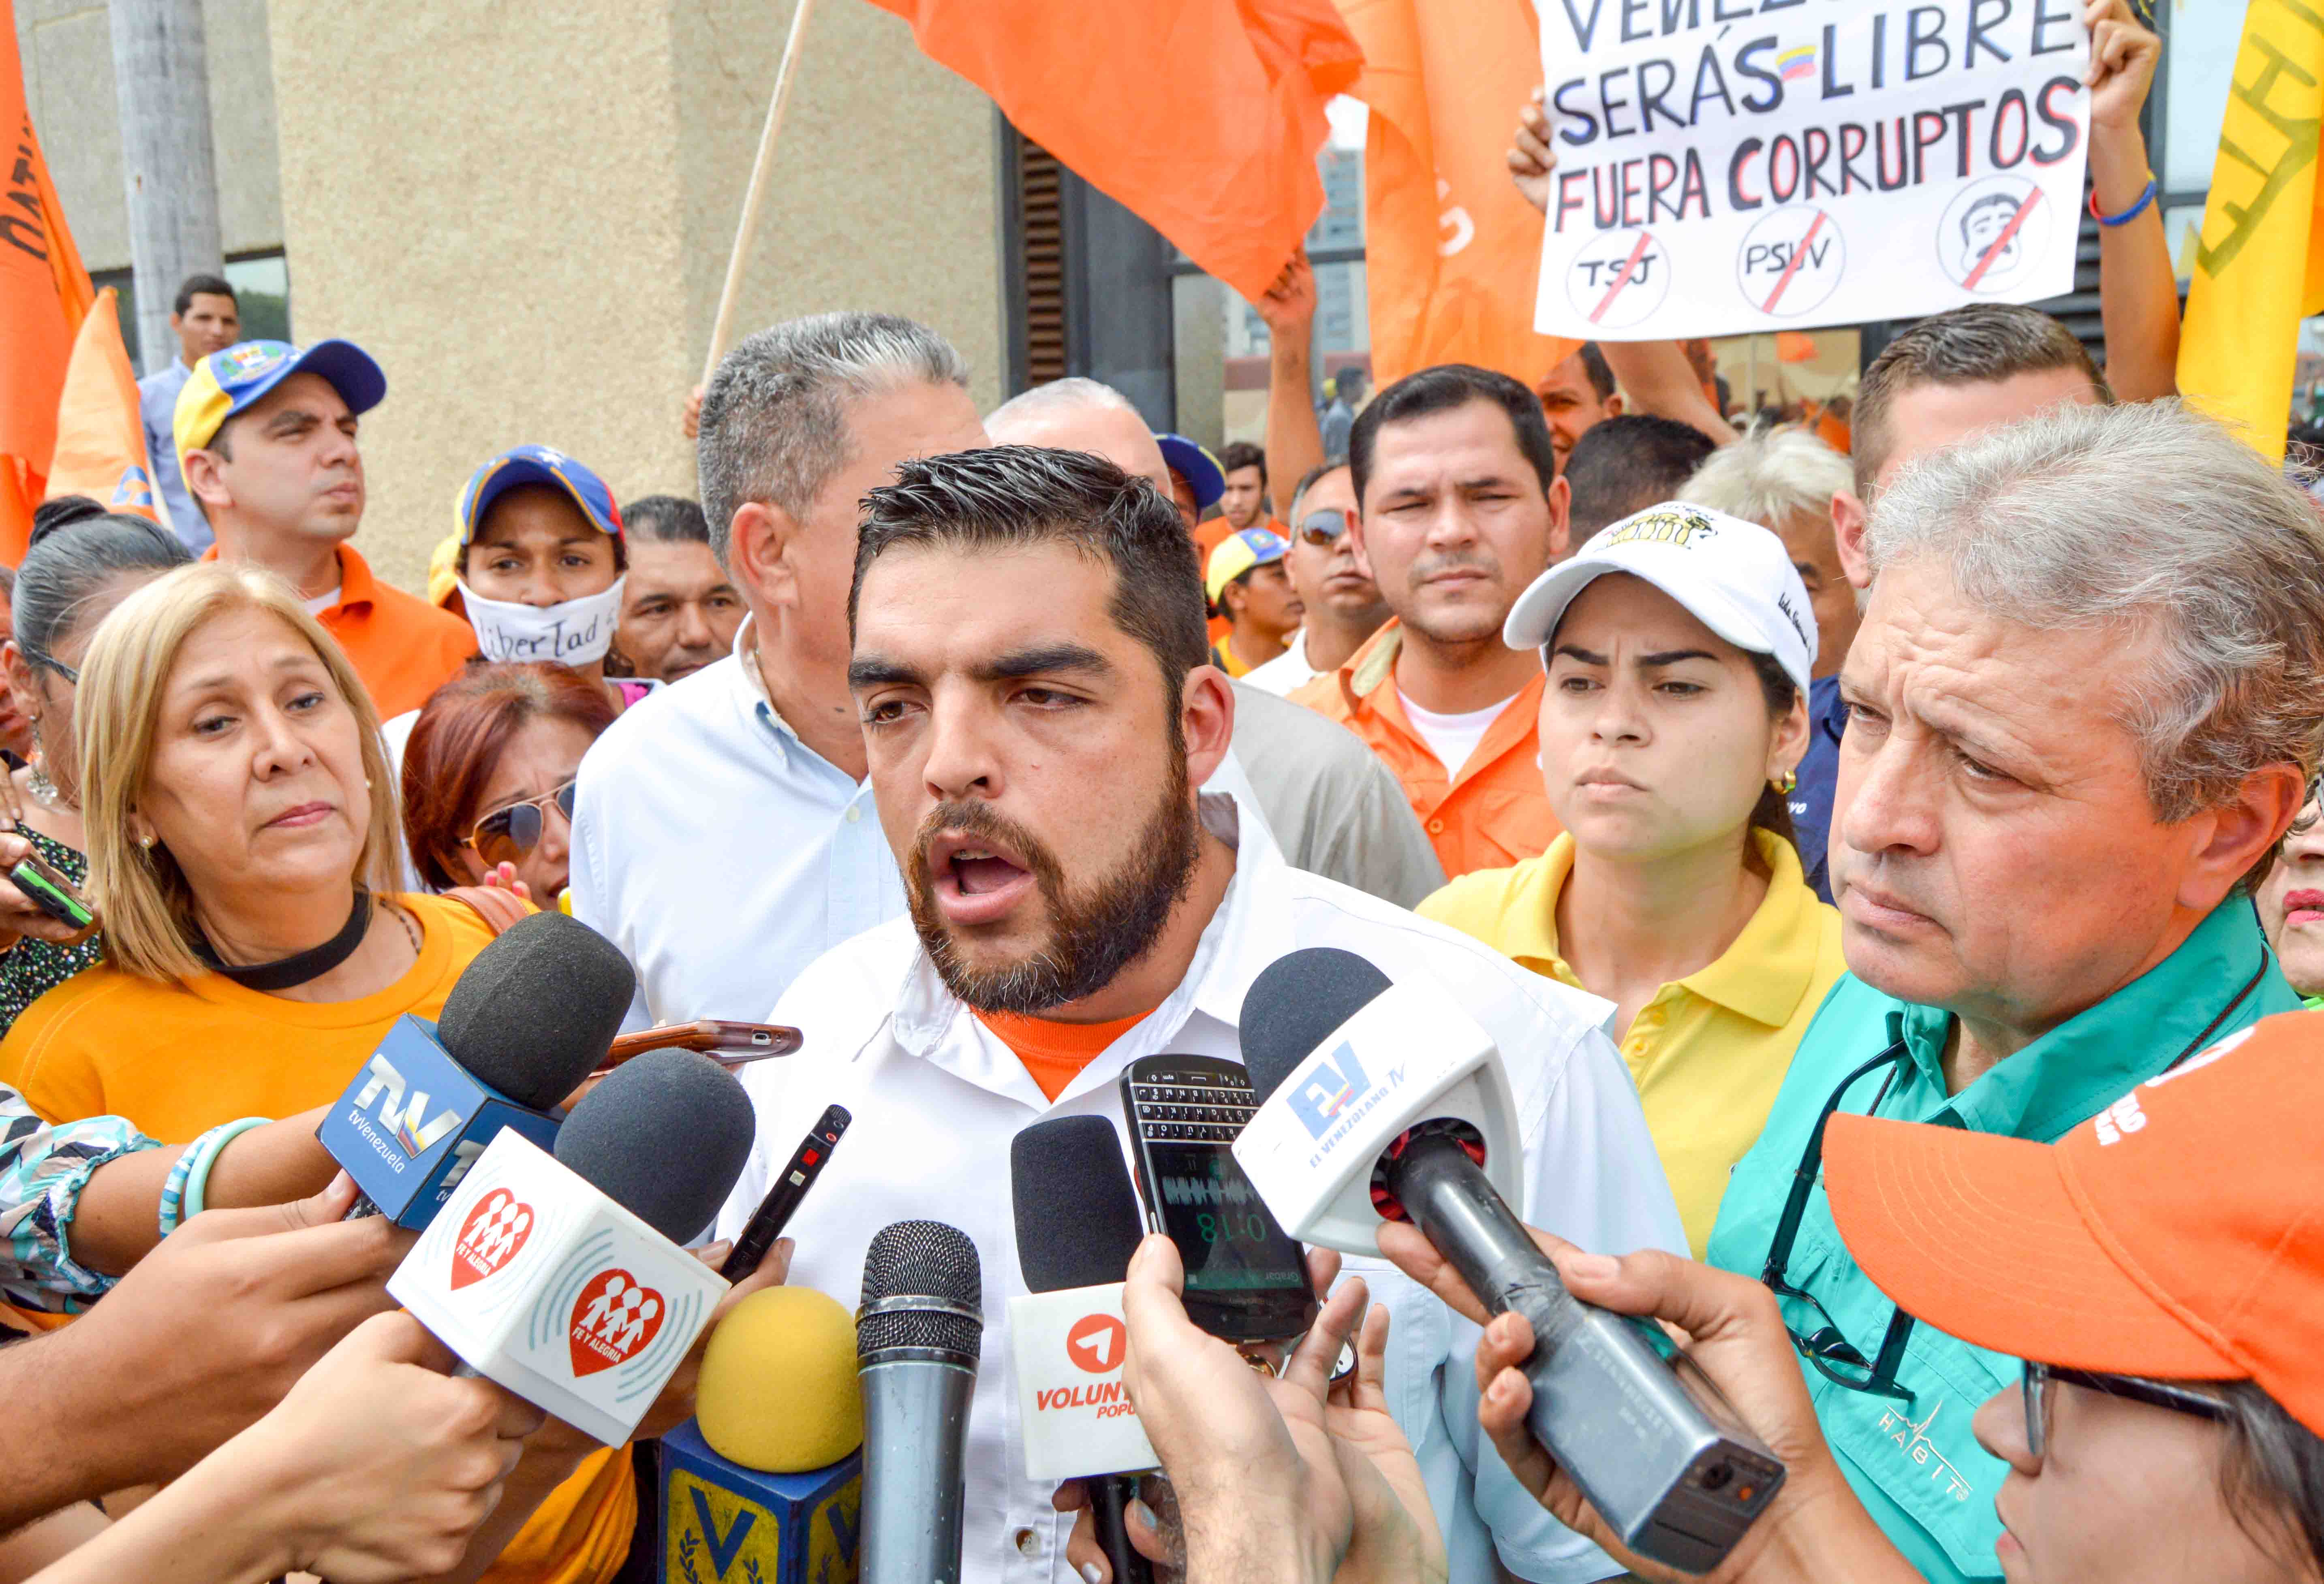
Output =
[
  {"x1": 1398, "y1": 688, "x2": 1518, "y2": 777},
  {"x1": 1240, "y1": 628, "x2": 1321, "y2": 696},
  {"x1": 301, "y1": 585, "x2": 342, "y2": 617}
]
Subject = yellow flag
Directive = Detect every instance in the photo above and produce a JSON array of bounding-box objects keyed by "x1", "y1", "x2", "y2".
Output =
[{"x1": 2178, "y1": 0, "x2": 2324, "y2": 463}]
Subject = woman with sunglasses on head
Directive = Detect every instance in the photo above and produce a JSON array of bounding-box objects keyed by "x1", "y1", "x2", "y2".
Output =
[
  {"x1": 0, "y1": 498, "x2": 192, "y2": 1035},
  {"x1": 0, "y1": 564, "x2": 639, "y2": 1584},
  {"x1": 1417, "y1": 502, "x2": 1842, "y2": 1257},
  {"x1": 1373, "y1": 1007, "x2": 2324, "y2": 1584},
  {"x1": 401, "y1": 662, "x2": 616, "y2": 909}
]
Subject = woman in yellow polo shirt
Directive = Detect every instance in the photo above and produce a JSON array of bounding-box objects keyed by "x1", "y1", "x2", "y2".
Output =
[
  {"x1": 0, "y1": 563, "x2": 633, "y2": 1584},
  {"x1": 1419, "y1": 503, "x2": 1845, "y2": 1255}
]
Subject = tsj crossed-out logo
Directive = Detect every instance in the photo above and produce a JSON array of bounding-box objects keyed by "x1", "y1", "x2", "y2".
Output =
[{"x1": 1287, "y1": 1042, "x2": 1367, "y2": 1140}]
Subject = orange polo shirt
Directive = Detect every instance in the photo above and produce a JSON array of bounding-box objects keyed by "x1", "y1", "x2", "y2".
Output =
[
  {"x1": 1287, "y1": 620, "x2": 1560, "y2": 879},
  {"x1": 205, "y1": 542, "x2": 478, "y2": 718}
]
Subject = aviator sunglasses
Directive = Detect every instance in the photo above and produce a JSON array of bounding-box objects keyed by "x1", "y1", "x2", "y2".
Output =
[{"x1": 461, "y1": 779, "x2": 578, "y2": 868}]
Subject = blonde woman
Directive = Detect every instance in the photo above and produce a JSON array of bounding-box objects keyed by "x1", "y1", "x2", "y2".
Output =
[{"x1": 0, "y1": 562, "x2": 636, "y2": 1584}]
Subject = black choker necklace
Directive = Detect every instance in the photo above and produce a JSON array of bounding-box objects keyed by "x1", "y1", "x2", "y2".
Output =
[{"x1": 197, "y1": 889, "x2": 374, "y2": 991}]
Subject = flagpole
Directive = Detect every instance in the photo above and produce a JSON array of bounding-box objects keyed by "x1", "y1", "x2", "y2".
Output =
[{"x1": 701, "y1": 0, "x2": 820, "y2": 388}]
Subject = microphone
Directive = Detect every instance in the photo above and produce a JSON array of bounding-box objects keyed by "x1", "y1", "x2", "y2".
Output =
[
  {"x1": 1009, "y1": 1116, "x2": 1156, "y2": 1584},
  {"x1": 388, "y1": 1046, "x2": 756, "y2": 1444},
  {"x1": 319, "y1": 911, "x2": 634, "y2": 1225},
  {"x1": 1234, "y1": 948, "x2": 1786, "y2": 1574},
  {"x1": 856, "y1": 1220, "x2": 982, "y2": 1584},
  {"x1": 658, "y1": 1287, "x2": 865, "y2": 1583}
]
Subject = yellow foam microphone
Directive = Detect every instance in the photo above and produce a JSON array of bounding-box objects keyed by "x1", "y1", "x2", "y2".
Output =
[{"x1": 659, "y1": 1287, "x2": 865, "y2": 1579}]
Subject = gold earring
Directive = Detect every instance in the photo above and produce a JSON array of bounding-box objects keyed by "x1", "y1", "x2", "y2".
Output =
[{"x1": 1772, "y1": 769, "x2": 1797, "y2": 795}]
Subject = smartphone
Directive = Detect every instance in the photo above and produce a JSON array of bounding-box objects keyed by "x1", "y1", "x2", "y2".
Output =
[
  {"x1": 721, "y1": 1104, "x2": 850, "y2": 1281},
  {"x1": 601, "y1": 1020, "x2": 803, "y2": 1072},
  {"x1": 9, "y1": 849, "x2": 94, "y2": 933},
  {"x1": 1119, "y1": 1055, "x2": 1319, "y2": 1343}
]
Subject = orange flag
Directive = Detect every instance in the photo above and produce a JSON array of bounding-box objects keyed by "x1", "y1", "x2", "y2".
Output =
[
  {"x1": 1340, "y1": 0, "x2": 1575, "y2": 389},
  {"x1": 1, "y1": 0, "x2": 94, "y2": 558},
  {"x1": 866, "y1": 0, "x2": 1361, "y2": 304},
  {"x1": 1775, "y1": 331, "x2": 1817, "y2": 365},
  {"x1": 46, "y1": 289, "x2": 166, "y2": 526}
]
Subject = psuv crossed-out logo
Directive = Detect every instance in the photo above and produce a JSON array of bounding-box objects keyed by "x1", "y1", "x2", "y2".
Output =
[
  {"x1": 352, "y1": 1054, "x2": 462, "y2": 1157},
  {"x1": 1288, "y1": 1042, "x2": 1368, "y2": 1140}
]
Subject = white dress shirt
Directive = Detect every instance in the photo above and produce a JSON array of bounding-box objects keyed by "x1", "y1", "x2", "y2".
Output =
[
  {"x1": 1240, "y1": 628, "x2": 1321, "y2": 696},
  {"x1": 718, "y1": 804, "x2": 1685, "y2": 1584}
]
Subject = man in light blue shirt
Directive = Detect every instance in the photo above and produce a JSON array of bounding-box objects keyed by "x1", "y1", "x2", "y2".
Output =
[{"x1": 135, "y1": 273, "x2": 239, "y2": 552}]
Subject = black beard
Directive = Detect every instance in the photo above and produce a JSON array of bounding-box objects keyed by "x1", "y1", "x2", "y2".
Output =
[{"x1": 905, "y1": 763, "x2": 1202, "y2": 1016}]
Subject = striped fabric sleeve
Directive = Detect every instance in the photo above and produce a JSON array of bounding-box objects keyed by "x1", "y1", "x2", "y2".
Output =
[{"x1": 0, "y1": 1088, "x2": 162, "y2": 1313}]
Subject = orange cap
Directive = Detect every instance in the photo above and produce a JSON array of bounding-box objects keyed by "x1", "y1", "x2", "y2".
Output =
[{"x1": 1826, "y1": 1008, "x2": 2324, "y2": 1436}]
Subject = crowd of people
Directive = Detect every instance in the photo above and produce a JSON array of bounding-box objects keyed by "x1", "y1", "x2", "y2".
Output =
[{"x1": 4, "y1": 11, "x2": 2324, "y2": 1581}]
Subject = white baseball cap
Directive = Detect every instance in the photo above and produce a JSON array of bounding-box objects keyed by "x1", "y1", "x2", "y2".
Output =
[{"x1": 1503, "y1": 501, "x2": 1817, "y2": 694}]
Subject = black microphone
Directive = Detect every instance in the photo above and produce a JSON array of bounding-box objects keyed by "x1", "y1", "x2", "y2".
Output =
[
  {"x1": 1240, "y1": 948, "x2": 1787, "y2": 1574},
  {"x1": 323, "y1": 910, "x2": 635, "y2": 1223},
  {"x1": 552, "y1": 1045, "x2": 758, "y2": 1243},
  {"x1": 1011, "y1": 1116, "x2": 1155, "y2": 1584},
  {"x1": 857, "y1": 1220, "x2": 982, "y2": 1584}
]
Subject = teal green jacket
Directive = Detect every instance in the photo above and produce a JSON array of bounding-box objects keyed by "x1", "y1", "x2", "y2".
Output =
[{"x1": 1705, "y1": 901, "x2": 2294, "y2": 1584}]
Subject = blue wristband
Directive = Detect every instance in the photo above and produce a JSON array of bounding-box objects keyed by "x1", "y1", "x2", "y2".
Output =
[
  {"x1": 160, "y1": 1116, "x2": 271, "y2": 1235},
  {"x1": 2091, "y1": 177, "x2": 2158, "y2": 227}
]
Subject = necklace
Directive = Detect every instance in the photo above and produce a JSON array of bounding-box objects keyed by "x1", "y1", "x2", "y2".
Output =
[{"x1": 195, "y1": 888, "x2": 378, "y2": 992}]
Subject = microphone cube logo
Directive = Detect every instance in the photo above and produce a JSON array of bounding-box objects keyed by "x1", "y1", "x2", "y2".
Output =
[
  {"x1": 568, "y1": 1268, "x2": 665, "y2": 1377},
  {"x1": 1066, "y1": 1313, "x2": 1126, "y2": 1375},
  {"x1": 451, "y1": 1188, "x2": 533, "y2": 1289},
  {"x1": 352, "y1": 1052, "x2": 463, "y2": 1158},
  {"x1": 1288, "y1": 1042, "x2": 1368, "y2": 1139}
]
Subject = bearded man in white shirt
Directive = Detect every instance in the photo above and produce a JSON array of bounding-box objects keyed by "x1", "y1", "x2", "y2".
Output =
[{"x1": 719, "y1": 444, "x2": 1685, "y2": 1584}]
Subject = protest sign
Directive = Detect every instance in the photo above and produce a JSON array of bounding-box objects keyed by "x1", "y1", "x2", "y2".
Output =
[{"x1": 1533, "y1": 0, "x2": 2091, "y2": 339}]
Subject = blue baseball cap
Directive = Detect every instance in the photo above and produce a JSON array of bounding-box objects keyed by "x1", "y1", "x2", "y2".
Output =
[
  {"x1": 173, "y1": 339, "x2": 387, "y2": 462},
  {"x1": 1155, "y1": 433, "x2": 1225, "y2": 511},
  {"x1": 455, "y1": 445, "x2": 625, "y2": 547}
]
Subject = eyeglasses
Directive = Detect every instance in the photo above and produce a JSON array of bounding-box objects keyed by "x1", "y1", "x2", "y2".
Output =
[
  {"x1": 1296, "y1": 509, "x2": 1350, "y2": 548},
  {"x1": 21, "y1": 648, "x2": 77, "y2": 685},
  {"x1": 461, "y1": 780, "x2": 577, "y2": 867},
  {"x1": 1760, "y1": 1040, "x2": 1921, "y2": 1404},
  {"x1": 2022, "y1": 1361, "x2": 2229, "y2": 1460}
]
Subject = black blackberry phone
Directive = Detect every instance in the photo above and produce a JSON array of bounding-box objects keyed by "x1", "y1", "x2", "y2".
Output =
[{"x1": 1118, "y1": 1054, "x2": 1318, "y2": 1343}]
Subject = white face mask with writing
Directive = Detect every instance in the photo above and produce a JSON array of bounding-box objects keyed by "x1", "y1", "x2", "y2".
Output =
[{"x1": 456, "y1": 576, "x2": 626, "y2": 666}]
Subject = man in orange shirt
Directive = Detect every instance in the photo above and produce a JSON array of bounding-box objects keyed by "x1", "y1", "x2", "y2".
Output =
[
  {"x1": 1289, "y1": 364, "x2": 1568, "y2": 878},
  {"x1": 175, "y1": 340, "x2": 477, "y2": 718}
]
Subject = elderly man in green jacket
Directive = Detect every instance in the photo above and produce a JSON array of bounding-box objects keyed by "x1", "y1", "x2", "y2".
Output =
[{"x1": 1707, "y1": 399, "x2": 2324, "y2": 1584}]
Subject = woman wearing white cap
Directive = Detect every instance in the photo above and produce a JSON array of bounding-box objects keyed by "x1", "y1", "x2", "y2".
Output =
[{"x1": 1418, "y1": 501, "x2": 1843, "y2": 1254}]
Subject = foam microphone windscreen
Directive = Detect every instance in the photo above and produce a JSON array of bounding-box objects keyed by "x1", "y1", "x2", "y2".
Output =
[
  {"x1": 696, "y1": 1287, "x2": 865, "y2": 1471},
  {"x1": 1009, "y1": 1115, "x2": 1145, "y2": 1294},
  {"x1": 552, "y1": 1047, "x2": 755, "y2": 1242},
  {"x1": 435, "y1": 911, "x2": 636, "y2": 1107},
  {"x1": 1240, "y1": 948, "x2": 1392, "y2": 1104},
  {"x1": 857, "y1": 1221, "x2": 982, "y2": 1360}
]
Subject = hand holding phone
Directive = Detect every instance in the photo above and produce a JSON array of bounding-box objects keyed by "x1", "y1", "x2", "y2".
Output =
[
  {"x1": 598, "y1": 1020, "x2": 802, "y2": 1072},
  {"x1": 0, "y1": 826, "x2": 96, "y2": 945}
]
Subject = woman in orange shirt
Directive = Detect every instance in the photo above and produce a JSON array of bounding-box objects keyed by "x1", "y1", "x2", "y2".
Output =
[{"x1": 0, "y1": 563, "x2": 635, "y2": 1584}]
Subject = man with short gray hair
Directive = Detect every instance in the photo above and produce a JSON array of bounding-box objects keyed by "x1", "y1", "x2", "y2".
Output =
[
  {"x1": 571, "y1": 310, "x2": 988, "y2": 1026},
  {"x1": 1706, "y1": 400, "x2": 2321, "y2": 1584}
]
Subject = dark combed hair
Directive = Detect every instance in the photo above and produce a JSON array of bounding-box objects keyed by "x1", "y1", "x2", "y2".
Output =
[
  {"x1": 2217, "y1": 1381, "x2": 2324, "y2": 1579},
  {"x1": 621, "y1": 494, "x2": 710, "y2": 546},
  {"x1": 1349, "y1": 364, "x2": 1560, "y2": 509},
  {"x1": 1853, "y1": 305, "x2": 2108, "y2": 493},
  {"x1": 1219, "y1": 440, "x2": 1266, "y2": 484},
  {"x1": 1576, "y1": 342, "x2": 1616, "y2": 402},
  {"x1": 1563, "y1": 415, "x2": 1720, "y2": 537},
  {"x1": 851, "y1": 446, "x2": 1210, "y2": 695},
  {"x1": 173, "y1": 273, "x2": 235, "y2": 316},
  {"x1": 15, "y1": 499, "x2": 191, "y2": 658}
]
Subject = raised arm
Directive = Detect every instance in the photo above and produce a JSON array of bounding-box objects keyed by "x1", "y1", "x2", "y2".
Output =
[
  {"x1": 1253, "y1": 249, "x2": 1327, "y2": 521},
  {"x1": 2085, "y1": 0, "x2": 2176, "y2": 401}
]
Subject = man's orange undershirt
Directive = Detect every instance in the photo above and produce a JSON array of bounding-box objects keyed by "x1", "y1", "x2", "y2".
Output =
[{"x1": 975, "y1": 1008, "x2": 1150, "y2": 1100}]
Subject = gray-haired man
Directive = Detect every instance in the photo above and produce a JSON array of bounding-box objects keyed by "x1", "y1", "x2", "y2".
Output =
[{"x1": 569, "y1": 311, "x2": 988, "y2": 1027}]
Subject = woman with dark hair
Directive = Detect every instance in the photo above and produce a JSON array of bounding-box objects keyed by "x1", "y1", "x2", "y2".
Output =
[
  {"x1": 0, "y1": 498, "x2": 192, "y2": 1032},
  {"x1": 1419, "y1": 503, "x2": 1837, "y2": 1255},
  {"x1": 402, "y1": 662, "x2": 617, "y2": 907}
]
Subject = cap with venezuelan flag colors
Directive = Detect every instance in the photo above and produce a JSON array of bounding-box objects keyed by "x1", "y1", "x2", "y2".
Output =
[
  {"x1": 173, "y1": 339, "x2": 387, "y2": 463},
  {"x1": 1826, "y1": 1008, "x2": 2324, "y2": 1437},
  {"x1": 455, "y1": 445, "x2": 623, "y2": 548},
  {"x1": 1205, "y1": 525, "x2": 1289, "y2": 605},
  {"x1": 1155, "y1": 433, "x2": 1225, "y2": 511}
]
